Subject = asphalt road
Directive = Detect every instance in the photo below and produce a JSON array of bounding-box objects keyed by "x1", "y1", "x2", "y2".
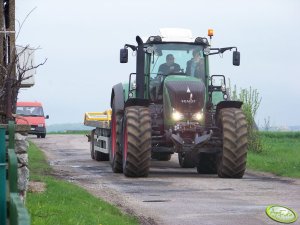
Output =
[{"x1": 31, "y1": 135, "x2": 300, "y2": 225}]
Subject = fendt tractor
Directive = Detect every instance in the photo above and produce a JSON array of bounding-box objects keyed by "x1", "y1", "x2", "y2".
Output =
[{"x1": 84, "y1": 28, "x2": 248, "y2": 178}]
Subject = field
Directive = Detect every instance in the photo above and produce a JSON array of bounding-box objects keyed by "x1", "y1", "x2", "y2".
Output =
[
  {"x1": 247, "y1": 132, "x2": 300, "y2": 178},
  {"x1": 27, "y1": 142, "x2": 138, "y2": 225}
]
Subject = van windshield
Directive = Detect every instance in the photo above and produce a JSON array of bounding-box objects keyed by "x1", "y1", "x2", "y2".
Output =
[{"x1": 16, "y1": 106, "x2": 44, "y2": 117}]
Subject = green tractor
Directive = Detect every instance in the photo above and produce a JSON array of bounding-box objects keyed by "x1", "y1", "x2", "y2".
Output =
[{"x1": 110, "y1": 28, "x2": 248, "y2": 178}]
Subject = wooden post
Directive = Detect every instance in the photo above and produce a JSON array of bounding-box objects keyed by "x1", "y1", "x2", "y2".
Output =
[
  {"x1": 0, "y1": 0, "x2": 16, "y2": 123},
  {"x1": 0, "y1": 2, "x2": 5, "y2": 123},
  {"x1": 7, "y1": 0, "x2": 16, "y2": 121}
]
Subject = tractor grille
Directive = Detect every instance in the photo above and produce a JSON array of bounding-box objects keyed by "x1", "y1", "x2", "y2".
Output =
[{"x1": 165, "y1": 80, "x2": 205, "y2": 113}]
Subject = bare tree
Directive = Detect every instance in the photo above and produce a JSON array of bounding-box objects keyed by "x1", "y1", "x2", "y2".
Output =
[{"x1": 0, "y1": 4, "x2": 47, "y2": 124}]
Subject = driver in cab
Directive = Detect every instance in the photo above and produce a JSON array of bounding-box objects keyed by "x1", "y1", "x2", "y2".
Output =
[{"x1": 158, "y1": 54, "x2": 181, "y2": 75}]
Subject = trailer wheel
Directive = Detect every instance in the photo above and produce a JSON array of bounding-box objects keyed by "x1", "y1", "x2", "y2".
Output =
[
  {"x1": 95, "y1": 150, "x2": 109, "y2": 161},
  {"x1": 178, "y1": 152, "x2": 195, "y2": 168},
  {"x1": 123, "y1": 106, "x2": 151, "y2": 177},
  {"x1": 90, "y1": 130, "x2": 95, "y2": 160},
  {"x1": 110, "y1": 100, "x2": 123, "y2": 173},
  {"x1": 217, "y1": 108, "x2": 248, "y2": 178}
]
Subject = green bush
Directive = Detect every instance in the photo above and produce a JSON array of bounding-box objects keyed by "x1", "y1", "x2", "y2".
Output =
[{"x1": 229, "y1": 83, "x2": 263, "y2": 152}]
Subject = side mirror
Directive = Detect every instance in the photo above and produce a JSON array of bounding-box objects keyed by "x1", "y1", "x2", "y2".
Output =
[
  {"x1": 45, "y1": 115, "x2": 49, "y2": 119},
  {"x1": 120, "y1": 48, "x2": 128, "y2": 63},
  {"x1": 233, "y1": 51, "x2": 240, "y2": 66}
]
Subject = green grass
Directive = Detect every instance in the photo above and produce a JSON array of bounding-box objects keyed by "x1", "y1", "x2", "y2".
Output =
[
  {"x1": 27, "y1": 142, "x2": 138, "y2": 225},
  {"x1": 247, "y1": 132, "x2": 300, "y2": 178}
]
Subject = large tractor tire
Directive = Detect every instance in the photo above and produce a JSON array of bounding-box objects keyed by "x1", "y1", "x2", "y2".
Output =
[
  {"x1": 151, "y1": 152, "x2": 171, "y2": 161},
  {"x1": 197, "y1": 153, "x2": 217, "y2": 174},
  {"x1": 109, "y1": 99, "x2": 123, "y2": 173},
  {"x1": 178, "y1": 152, "x2": 195, "y2": 168},
  {"x1": 217, "y1": 108, "x2": 248, "y2": 178},
  {"x1": 123, "y1": 106, "x2": 151, "y2": 177}
]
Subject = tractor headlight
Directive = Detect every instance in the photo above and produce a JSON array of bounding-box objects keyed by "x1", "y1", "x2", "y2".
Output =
[
  {"x1": 172, "y1": 110, "x2": 184, "y2": 121},
  {"x1": 192, "y1": 112, "x2": 204, "y2": 121}
]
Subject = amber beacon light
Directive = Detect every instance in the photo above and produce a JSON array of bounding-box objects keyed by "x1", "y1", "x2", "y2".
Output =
[{"x1": 208, "y1": 29, "x2": 214, "y2": 37}]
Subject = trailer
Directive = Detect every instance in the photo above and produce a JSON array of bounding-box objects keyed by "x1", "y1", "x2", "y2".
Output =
[{"x1": 84, "y1": 110, "x2": 111, "y2": 161}]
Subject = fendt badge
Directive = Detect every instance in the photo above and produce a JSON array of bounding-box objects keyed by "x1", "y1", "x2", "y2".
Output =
[
  {"x1": 187, "y1": 86, "x2": 191, "y2": 93},
  {"x1": 181, "y1": 88, "x2": 196, "y2": 104}
]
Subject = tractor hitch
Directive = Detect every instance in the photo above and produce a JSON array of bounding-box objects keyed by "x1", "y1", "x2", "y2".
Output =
[{"x1": 171, "y1": 130, "x2": 212, "y2": 150}]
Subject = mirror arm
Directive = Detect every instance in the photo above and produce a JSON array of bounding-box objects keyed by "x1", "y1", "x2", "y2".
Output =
[
  {"x1": 209, "y1": 47, "x2": 238, "y2": 55},
  {"x1": 124, "y1": 44, "x2": 137, "y2": 51}
]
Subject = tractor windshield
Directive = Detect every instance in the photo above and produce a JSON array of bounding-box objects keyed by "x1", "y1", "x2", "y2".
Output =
[{"x1": 148, "y1": 43, "x2": 205, "y2": 80}]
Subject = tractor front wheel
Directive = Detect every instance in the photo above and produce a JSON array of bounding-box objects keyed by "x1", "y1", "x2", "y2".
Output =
[
  {"x1": 123, "y1": 106, "x2": 151, "y2": 177},
  {"x1": 217, "y1": 108, "x2": 248, "y2": 178}
]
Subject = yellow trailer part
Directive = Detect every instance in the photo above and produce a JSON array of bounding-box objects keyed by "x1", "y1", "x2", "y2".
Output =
[{"x1": 84, "y1": 109, "x2": 112, "y2": 128}]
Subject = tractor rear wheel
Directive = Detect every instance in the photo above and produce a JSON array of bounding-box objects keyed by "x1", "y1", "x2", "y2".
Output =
[
  {"x1": 178, "y1": 152, "x2": 195, "y2": 168},
  {"x1": 123, "y1": 106, "x2": 151, "y2": 177},
  {"x1": 197, "y1": 153, "x2": 217, "y2": 174},
  {"x1": 109, "y1": 99, "x2": 123, "y2": 173},
  {"x1": 151, "y1": 152, "x2": 171, "y2": 161},
  {"x1": 217, "y1": 108, "x2": 248, "y2": 178}
]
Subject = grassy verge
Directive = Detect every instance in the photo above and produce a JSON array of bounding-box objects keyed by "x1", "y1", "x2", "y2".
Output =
[
  {"x1": 247, "y1": 132, "x2": 300, "y2": 178},
  {"x1": 27, "y1": 142, "x2": 138, "y2": 225}
]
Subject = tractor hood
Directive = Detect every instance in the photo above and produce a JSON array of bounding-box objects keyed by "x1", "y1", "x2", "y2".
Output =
[{"x1": 163, "y1": 75, "x2": 205, "y2": 113}]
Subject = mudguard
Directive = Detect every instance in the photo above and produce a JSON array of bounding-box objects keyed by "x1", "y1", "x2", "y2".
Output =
[
  {"x1": 124, "y1": 98, "x2": 150, "y2": 108},
  {"x1": 215, "y1": 100, "x2": 243, "y2": 119},
  {"x1": 110, "y1": 83, "x2": 124, "y2": 114}
]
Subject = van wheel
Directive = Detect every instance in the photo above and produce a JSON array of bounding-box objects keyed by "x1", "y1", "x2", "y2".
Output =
[{"x1": 41, "y1": 133, "x2": 46, "y2": 138}]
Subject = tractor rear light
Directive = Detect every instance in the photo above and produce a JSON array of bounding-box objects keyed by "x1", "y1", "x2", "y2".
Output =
[
  {"x1": 204, "y1": 47, "x2": 210, "y2": 55},
  {"x1": 221, "y1": 84, "x2": 226, "y2": 92}
]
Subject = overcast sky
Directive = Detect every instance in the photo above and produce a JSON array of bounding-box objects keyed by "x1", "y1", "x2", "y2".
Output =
[{"x1": 16, "y1": 0, "x2": 300, "y2": 127}]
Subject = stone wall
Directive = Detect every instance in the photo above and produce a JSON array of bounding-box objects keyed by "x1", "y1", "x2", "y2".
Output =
[{"x1": 7, "y1": 133, "x2": 29, "y2": 202}]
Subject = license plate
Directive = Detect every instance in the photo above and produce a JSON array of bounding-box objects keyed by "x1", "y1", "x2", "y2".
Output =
[{"x1": 31, "y1": 128, "x2": 35, "y2": 131}]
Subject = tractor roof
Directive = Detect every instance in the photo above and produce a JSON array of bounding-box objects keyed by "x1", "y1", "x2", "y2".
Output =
[
  {"x1": 159, "y1": 28, "x2": 194, "y2": 42},
  {"x1": 144, "y1": 28, "x2": 209, "y2": 45}
]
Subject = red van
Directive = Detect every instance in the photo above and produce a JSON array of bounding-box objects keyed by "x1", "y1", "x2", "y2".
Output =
[{"x1": 16, "y1": 102, "x2": 49, "y2": 138}]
